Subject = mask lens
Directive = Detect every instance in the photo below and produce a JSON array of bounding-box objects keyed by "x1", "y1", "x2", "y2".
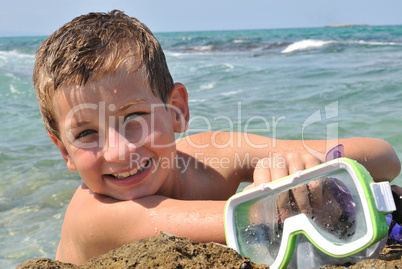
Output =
[{"x1": 233, "y1": 168, "x2": 368, "y2": 266}]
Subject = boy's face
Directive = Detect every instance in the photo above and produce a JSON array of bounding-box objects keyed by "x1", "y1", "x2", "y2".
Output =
[{"x1": 50, "y1": 69, "x2": 189, "y2": 200}]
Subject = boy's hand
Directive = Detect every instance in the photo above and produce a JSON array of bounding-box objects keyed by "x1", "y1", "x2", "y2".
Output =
[
  {"x1": 249, "y1": 152, "x2": 321, "y2": 187},
  {"x1": 249, "y1": 152, "x2": 321, "y2": 221},
  {"x1": 247, "y1": 153, "x2": 352, "y2": 235}
]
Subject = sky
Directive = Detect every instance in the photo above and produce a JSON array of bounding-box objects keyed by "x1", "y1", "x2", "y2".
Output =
[{"x1": 0, "y1": 0, "x2": 401, "y2": 37}]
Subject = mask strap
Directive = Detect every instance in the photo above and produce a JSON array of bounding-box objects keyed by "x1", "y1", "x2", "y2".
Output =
[
  {"x1": 388, "y1": 190, "x2": 402, "y2": 243},
  {"x1": 325, "y1": 144, "x2": 344, "y2": 161}
]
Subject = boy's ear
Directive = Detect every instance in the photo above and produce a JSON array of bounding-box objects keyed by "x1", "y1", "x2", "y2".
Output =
[
  {"x1": 48, "y1": 132, "x2": 77, "y2": 172},
  {"x1": 169, "y1": 82, "x2": 189, "y2": 133}
]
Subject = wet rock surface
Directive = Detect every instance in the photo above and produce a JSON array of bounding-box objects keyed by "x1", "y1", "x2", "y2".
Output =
[
  {"x1": 17, "y1": 233, "x2": 402, "y2": 269},
  {"x1": 323, "y1": 243, "x2": 402, "y2": 269}
]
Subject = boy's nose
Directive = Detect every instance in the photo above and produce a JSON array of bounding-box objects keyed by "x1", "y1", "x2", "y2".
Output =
[{"x1": 103, "y1": 128, "x2": 134, "y2": 162}]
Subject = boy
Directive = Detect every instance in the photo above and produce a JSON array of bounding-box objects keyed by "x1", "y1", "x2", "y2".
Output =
[{"x1": 33, "y1": 10, "x2": 400, "y2": 265}]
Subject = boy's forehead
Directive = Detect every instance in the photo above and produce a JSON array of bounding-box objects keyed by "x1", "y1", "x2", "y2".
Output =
[
  {"x1": 58, "y1": 67, "x2": 149, "y2": 96},
  {"x1": 88, "y1": 63, "x2": 148, "y2": 88},
  {"x1": 52, "y1": 68, "x2": 157, "y2": 114}
]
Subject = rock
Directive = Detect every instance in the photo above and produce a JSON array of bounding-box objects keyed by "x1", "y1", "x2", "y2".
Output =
[
  {"x1": 323, "y1": 243, "x2": 402, "y2": 269},
  {"x1": 17, "y1": 258, "x2": 78, "y2": 269},
  {"x1": 16, "y1": 234, "x2": 402, "y2": 269},
  {"x1": 17, "y1": 232, "x2": 268, "y2": 269},
  {"x1": 325, "y1": 24, "x2": 369, "y2": 28}
]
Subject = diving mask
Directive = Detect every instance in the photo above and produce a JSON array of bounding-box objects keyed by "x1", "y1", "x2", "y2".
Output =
[{"x1": 224, "y1": 157, "x2": 396, "y2": 268}]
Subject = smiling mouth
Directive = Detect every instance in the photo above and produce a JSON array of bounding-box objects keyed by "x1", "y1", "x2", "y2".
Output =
[{"x1": 111, "y1": 159, "x2": 152, "y2": 179}]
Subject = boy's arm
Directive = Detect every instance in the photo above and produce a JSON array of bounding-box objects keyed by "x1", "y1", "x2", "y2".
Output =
[
  {"x1": 333, "y1": 137, "x2": 401, "y2": 181},
  {"x1": 295, "y1": 136, "x2": 401, "y2": 182},
  {"x1": 179, "y1": 132, "x2": 400, "y2": 183},
  {"x1": 56, "y1": 185, "x2": 226, "y2": 265}
]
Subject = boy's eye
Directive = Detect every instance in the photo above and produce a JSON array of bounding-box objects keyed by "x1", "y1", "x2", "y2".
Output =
[
  {"x1": 124, "y1": 112, "x2": 147, "y2": 123},
  {"x1": 75, "y1": 129, "x2": 97, "y2": 140}
]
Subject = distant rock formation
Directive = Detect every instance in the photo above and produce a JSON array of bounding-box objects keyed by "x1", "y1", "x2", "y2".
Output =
[{"x1": 326, "y1": 24, "x2": 369, "y2": 28}]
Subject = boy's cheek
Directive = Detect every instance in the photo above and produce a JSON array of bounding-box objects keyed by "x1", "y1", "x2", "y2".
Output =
[
  {"x1": 59, "y1": 147, "x2": 78, "y2": 172},
  {"x1": 65, "y1": 155, "x2": 78, "y2": 171},
  {"x1": 48, "y1": 132, "x2": 78, "y2": 171}
]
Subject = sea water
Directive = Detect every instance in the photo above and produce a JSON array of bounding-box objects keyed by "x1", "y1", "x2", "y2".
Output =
[{"x1": 1, "y1": 25, "x2": 402, "y2": 267}]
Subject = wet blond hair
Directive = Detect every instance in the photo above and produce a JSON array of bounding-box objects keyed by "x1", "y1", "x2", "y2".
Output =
[{"x1": 33, "y1": 10, "x2": 173, "y2": 139}]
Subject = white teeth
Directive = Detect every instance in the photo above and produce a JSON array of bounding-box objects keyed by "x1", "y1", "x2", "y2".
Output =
[{"x1": 112, "y1": 160, "x2": 150, "y2": 179}]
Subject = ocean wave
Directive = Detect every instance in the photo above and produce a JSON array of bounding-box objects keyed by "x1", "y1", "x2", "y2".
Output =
[
  {"x1": 163, "y1": 41, "x2": 290, "y2": 54},
  {"x1": 0, "y1": 50, "x2": 35, "y2": 60},
  {"x1": 200, "y1": 82, "x2": 216, "y2": 90},
  {"x1": 188, "y1": 98, "x2": 208, "y2": 103},
  {"x1": 281, "y1": 39, "x2": 402, "y2": 53},
  {"x1": 233, "y1": 39, "x2": 248, "y2": 44},
  {"x1": 0, "y1": 50, "x2": 36, "y2": 79},
  {"x1": 193, "y1": 45, "x2": 215, "y2": 52},
  {"x1": 221, "y1": 90, "x2": 242, "y2": 96},
  {"x1": 350, "y1": 40, "x2": 400, "y2": 46},
  {"x1": 165, "y1": 38, "x2": 401, "y2": 54},
  {"x1": 281, "y1": 39, "x2": 335, "y2": 53}
]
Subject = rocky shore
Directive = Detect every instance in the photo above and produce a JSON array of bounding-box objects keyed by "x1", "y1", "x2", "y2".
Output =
[{"x1": 17, "y1": 233, "x2": 402, "y2": 269}]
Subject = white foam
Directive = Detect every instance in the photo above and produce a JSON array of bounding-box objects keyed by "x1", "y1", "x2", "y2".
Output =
[
  {"x1": 10, "y1": 84, "x2": 17, "y2": 93},
  {"x1": 193, "y1": 45, "x2": 214, "y2": 52},
  {"x1": 281, "y1": 39, "x2": 401, "y2": 54},
  {"x1": 281, "y1": 39, "x2": 334, "y2": 53},
  {"x1": 0, "y1": 50, "x2": 35, "y2": 60},
  {"x1": 200, "y1": 82, "x2": 216, "y2": 90},
  {"x1": 221, "y1": 90, "x2": 242, "y2": 96},
  {"x1": 188, "y1": 98, "x2": 208, "y2": 103},
  {"x1": 352, "y1": 40, "x2": 399, "y2": 46},
  {"x1": 233, "y1": 39, "x2": 246, "y2": 44},
  {"x1": 165, "y1": 51, "x2": 185, "y2": 58},
  {"x1": 224, "y1": 63, "x2": 234, "y2": 71}
]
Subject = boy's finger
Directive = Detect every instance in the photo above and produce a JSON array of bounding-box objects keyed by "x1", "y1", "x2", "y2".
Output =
[
  {"x1": 253, "y1": 158, "x2": 272, "y2": 186},
  {"x1": 292, "y1": 184, "x2": 312, "y2": 217},
  {"x1": 308, "y1": 179, "x2": 325, "y2": 216},
  {"x1": 286, "y1": 156, "x2": 313, "y2": 218},
  {"x1": 291, "y1": 155, "x2": 321, "y2": 218},
  {"x1": 270, "y1": 156, "x2": 295, "y2": 222},
  {"x1": 277, "y1": 190, "x2": 294, "y2": 222}
]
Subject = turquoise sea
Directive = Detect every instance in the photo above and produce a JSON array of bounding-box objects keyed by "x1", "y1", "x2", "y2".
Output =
[{"x1": 1, "y1": 25, "x2": 402, "y2": 267}]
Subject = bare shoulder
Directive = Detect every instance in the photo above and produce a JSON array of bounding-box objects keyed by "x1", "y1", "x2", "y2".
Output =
[
  {"x1": 56, "y1": 184, "x2": 155, "y2": 265},
  {"x1": 57, "y1": 184, "x2": 227, "y2": 265}
]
